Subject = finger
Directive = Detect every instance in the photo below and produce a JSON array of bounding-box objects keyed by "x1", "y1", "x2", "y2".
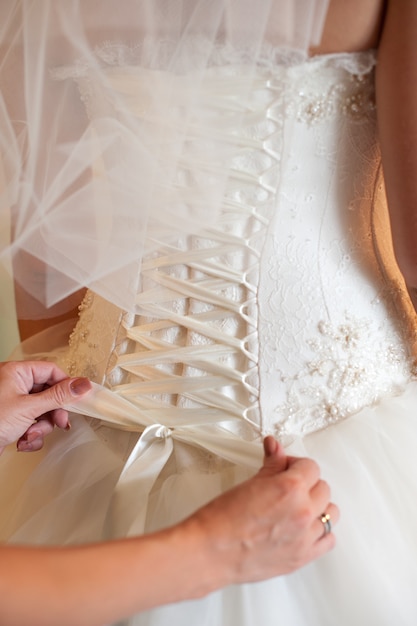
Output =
[
  {"x1": 286, "y1": 456, "x2": 321, "y2": 489},
  {"x1": 16, "y1": 408, "x2": 72, "y2": 450},
  {"x1": 314, "y1": 502, "x2": 340, "y2": 543},
  {"x1": 261, "y1": 436, "x2": 288, "y2": 474},
  {"x1": 308, "y1": 528, "x2": 337, "y2": 562},
  {"x1": 17, "y1": 419, "x2": 54, "y2": 451},
  {"x1": 47, "y1": 408, "x2": 71, "y2": 430},
  {"x1": 26, "y1": 419, "x2": 55, "y2": 439},
  {"x1": 17, "y1": 434, "x2": 45, "y2": 452},
  {"x1": 16, "y1": 421, "x2": 53, "y2": 451},
  {"x1": 308, "y1": 478, "x2": 331, "y2": 517},
  {"x1": 27, "y1": 361, "x2": 70, "y2": 388},
  {"x1": 263, "y1": 436, "x2": 279, "y2": 457},
  {"x1": 2, "y1": 361, "x2": 69, "y2": 394},
  {"x1": 21, "y1": 377, "x2": 92, "y2": 420}
]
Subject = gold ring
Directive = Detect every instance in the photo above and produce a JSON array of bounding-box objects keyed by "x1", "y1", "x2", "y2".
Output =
[{"x1": 319, "y1": 512, "x2": 331, "y2": 537}]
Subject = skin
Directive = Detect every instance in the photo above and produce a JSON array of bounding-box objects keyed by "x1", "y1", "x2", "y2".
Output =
[
  {"x1": 375, "y1": 1, "x2": 417, "y2": 311},
  {"x1": 311, "y1": 0, "x2": 386, "y2": 55},
  {"x1": 0, "y1": 361, "x2": 91, "y2": 454},
  {"x1": 315, "y1": 0, "x2": 417, "y2": 322},
  {"x1": 0, "y1": 361, "x2": 338, "y2": 626}
]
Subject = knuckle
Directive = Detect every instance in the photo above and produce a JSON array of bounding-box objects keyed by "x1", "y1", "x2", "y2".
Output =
[
  {"x1": 286, "y1": 551, "x2": 308, "y2": 574},
  {"x1": 319, "y1": 477, "x2": 330, "y2": 491},
  {"x1": 31, "y1": 438, "x2": 45, "y2": 452},
  {"x1": 331, "y1": 503, "x2": 340, "y2": 520},
  {"x1": 50, "y1": 383, "x2": 68, "y2": 406},
  {"x1": 318, "y1": 479, "x2": 331, "y2": 502},
  {"x1": 279, "y1": 474, "x2": 303, "y2": 497},
  {"x1": 318, "y1": 533, "x2": 336, "y2": 556},
  {"x1": 0, "y1": 361, "x2": 15, "y2": 375},
  {"x1": 306, "y1": 458, "x2": 320, "y2": 478},
  {"x1": 292, "y1": 506, "x2": 313, "y2": 530}
]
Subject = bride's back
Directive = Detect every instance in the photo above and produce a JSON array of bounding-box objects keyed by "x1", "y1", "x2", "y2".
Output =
[{"x1": 311, "y1": 0, "x2": 385, "y2": 55}]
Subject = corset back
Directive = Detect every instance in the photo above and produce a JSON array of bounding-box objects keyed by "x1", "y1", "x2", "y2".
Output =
[{"x1": 66, "y1": 49, "x2": 417, "y2": 442}]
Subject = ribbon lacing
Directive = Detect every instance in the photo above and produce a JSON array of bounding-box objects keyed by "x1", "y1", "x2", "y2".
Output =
[{"x1": 67, "y1": 77, "x2": 283, "y2": 535}]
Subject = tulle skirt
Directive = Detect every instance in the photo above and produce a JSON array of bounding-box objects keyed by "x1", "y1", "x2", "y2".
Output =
[{"x1": 1, "y1": 380, "x2": 417, "y2": 625}]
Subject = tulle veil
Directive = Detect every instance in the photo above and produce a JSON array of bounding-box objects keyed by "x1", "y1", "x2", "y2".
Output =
[{"x1": 0, "y1": 0, "x2": 328, "y2": 322}]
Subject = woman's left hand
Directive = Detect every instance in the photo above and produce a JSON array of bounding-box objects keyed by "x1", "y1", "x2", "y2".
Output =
[{"x1": 0, "y1": 361, "x2": 91, "y2": 453}]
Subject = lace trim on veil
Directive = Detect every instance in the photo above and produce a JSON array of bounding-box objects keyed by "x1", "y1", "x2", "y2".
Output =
[
  {"x1": 51, "y1": 39, "x2": 377, "y2": 82},
  {"x1": 51, "y1": 38, "x2": 309, "y2": 82}
]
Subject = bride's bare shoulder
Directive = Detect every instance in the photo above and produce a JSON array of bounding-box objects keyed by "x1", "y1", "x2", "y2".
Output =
[{"x1": 310, "y1": 0, "x2": 386, "y2": 55}]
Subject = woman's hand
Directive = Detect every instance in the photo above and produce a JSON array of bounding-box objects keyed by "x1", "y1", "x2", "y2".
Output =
[
  {"x1": 0, "y1": 437, "x2": 338, "y2": 626},
  {"x1": 184, "y1": 436, "x2": 339, "y2": 587},
  {"x1": 0, "y1": 361, "x2": 92, "y2": 454}
]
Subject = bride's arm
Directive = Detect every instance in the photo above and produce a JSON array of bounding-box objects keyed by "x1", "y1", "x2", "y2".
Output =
[
  {"x1": 16, "y1": 290, "x2": 86, "y2": 342},
  {"x1": 16, "y1": 288, "x2": 86, "y2": 342},
  {"x1": 376, "y1": 0, "x2": 417, "y2": 312}
]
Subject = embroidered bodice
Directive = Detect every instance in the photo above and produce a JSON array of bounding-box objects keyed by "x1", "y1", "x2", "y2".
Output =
[{"x1": 65, "y1": 50, "x2": 417, "y2": 444}]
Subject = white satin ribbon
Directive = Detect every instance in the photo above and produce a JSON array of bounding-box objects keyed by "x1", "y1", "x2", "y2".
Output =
[{"x1": 66, "y1": 382, "x2": 263, "y2": 536}]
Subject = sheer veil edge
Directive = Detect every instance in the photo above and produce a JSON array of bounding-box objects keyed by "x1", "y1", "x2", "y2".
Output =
[{"x1": 0, "y1": 0, "x2": 329, "y2": 318}]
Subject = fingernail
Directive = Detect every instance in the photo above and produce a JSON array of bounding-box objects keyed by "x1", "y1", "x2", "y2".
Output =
[
  {"x1": 263, "y1": 436, "x2": 278, "y2": 457},
  {"x1": 70, "y1": 377, "x2": 91, "y2": 396},
  {"x1": 17, "y1": 442, "x2": 33, "y2": 452},
  {"x1": 26, "y1": 430, "x2": 42, "y2": 443},
  {"x1": 20, "y1": 431, "x2": 41, "y2": 444},
  {"x1": 65, "y1": 421, "x2": 72, "y2": 431}
]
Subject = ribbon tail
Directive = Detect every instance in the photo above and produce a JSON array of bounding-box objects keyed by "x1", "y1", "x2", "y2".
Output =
[
  {"x1": 106, "y1": 424, "x2": 174, "y2": 538},
  {"x1": 175, "y1": 425, "x2": 263, "y2": 469},
  {"x1": 65, "y1": 381, "x2": 153, "y2": 430}
]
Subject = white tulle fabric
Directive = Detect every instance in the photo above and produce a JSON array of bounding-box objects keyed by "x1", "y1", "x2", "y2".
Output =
[
  {"x1": 2, "y1": 47, "x2": 417, "y2": 626},
  {"x1": 0, "y1": 0, "x2": 328, "y2": 317}
]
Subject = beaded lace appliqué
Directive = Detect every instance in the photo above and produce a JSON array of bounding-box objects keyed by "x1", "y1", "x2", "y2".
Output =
[
  {"x1": 256, "y1": 51, "x2": 415, "y2": 439},
  {"x1": 271, "y1": 316, "x2": 411, "y2": 439},
  {"x1": 66, "y1": 291, "x2": 125, "y2": 384}
]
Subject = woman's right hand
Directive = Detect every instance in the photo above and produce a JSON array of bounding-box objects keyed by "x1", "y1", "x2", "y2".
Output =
[{"x1": 184, "y1": 436, "x2": 338, "y2": 587}]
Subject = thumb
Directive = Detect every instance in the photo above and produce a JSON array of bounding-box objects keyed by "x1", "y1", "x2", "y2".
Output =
[
  {"x1": 25, "y1": 377, "x2": 92, "y2": 417},
  {"x1": 260, "y1": 435, "x2": 288, "y2": 474}
]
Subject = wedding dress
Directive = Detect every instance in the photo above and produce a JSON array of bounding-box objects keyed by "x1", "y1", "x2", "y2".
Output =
[{"x1": 1, "y1": 3, "x2": 417, "y2": 625}]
